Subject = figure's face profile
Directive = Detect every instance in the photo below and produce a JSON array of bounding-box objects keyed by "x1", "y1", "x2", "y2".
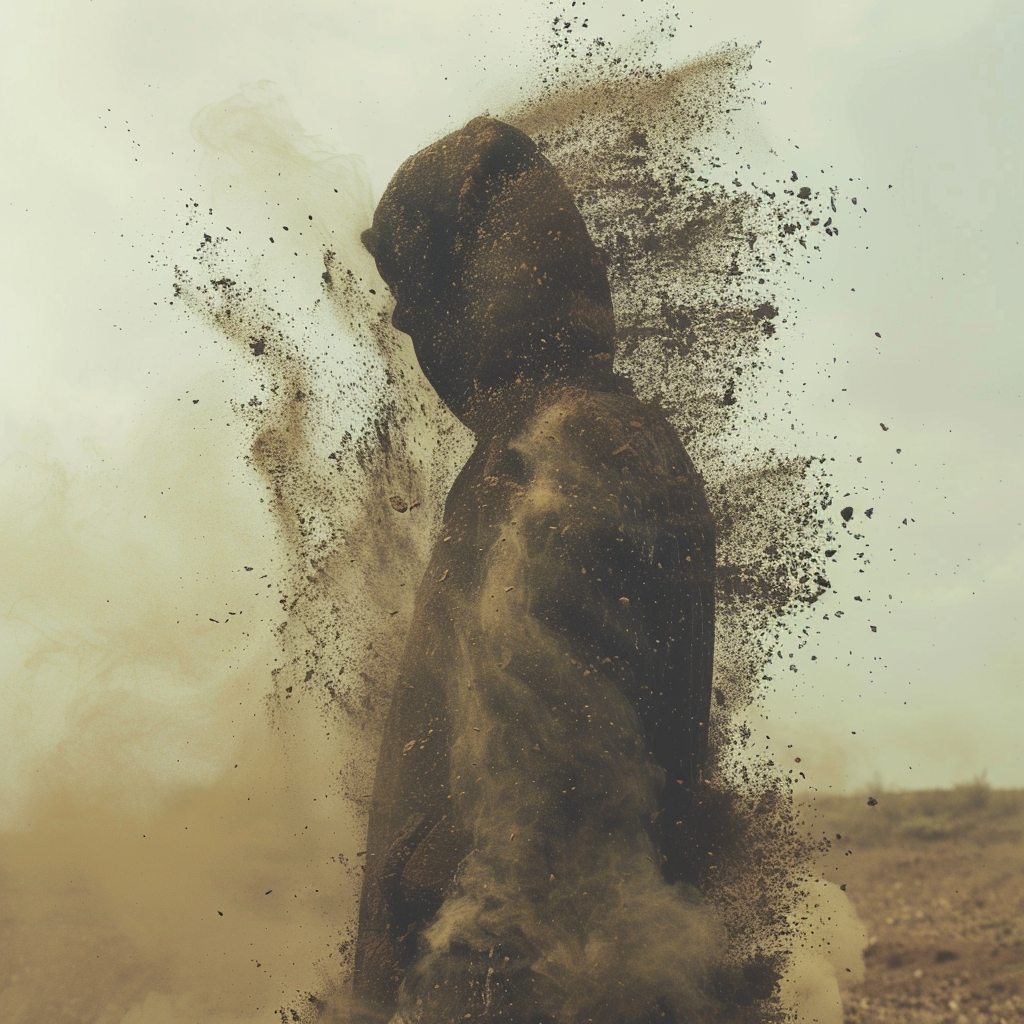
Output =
[{"x1": 366, "y1": 266, "x2": 430, "y2": 350}]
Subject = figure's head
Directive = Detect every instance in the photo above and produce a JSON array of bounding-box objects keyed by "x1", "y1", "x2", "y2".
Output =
[{"x1": 362, "y1": 117, "x2": 616, "y2": 425}]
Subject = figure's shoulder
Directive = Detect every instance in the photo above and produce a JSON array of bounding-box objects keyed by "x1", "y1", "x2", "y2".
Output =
[{"x1": 514, "y1": 383, "x2": 701, "y2": 490}]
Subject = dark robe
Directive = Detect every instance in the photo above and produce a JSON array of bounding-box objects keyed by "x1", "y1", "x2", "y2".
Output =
[{"x1": 354, "y1": 118, "x2": 716, "y2": 1024}]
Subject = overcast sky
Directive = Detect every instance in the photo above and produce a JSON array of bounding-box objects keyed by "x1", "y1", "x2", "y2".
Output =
[{"x1": 1, "y1": 0, "x2": 1021, "y2": 798}]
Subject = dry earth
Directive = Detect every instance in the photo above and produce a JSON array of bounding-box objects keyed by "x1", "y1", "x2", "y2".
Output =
[
  {"x1": 814, "y1": 786, "x2": 1024, "y2": 1024},
  {"x1": 1, "y1": 786, "x2": 1021, "y2": 1023}
]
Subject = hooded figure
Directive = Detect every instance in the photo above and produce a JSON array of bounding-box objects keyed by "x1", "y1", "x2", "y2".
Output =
[{"x1": 355, "y1": 118, "x2": 718, "y2": 1024}]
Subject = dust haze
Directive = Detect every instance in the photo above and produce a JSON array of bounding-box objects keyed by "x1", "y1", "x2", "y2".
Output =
[
  {"x1": 0, "y1": 402, "x2": 363, "y2": 1021},
  {"x1": 2, "y1": 23, "x2": 867, "y2": 1024}
]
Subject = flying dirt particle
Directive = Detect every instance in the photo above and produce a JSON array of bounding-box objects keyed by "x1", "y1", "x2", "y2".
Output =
[
  {"x1": 840, "y1": 506, "x2": 854, "y2": 522},
  {"x1": 867, "y1": 797, "x2": 878, "y2": 806},
  {"x1": 389, "y1": 495, "x2": 409, "y2": 513}
]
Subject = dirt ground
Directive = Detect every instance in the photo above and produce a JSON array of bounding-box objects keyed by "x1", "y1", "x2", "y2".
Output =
[
  {"x1": 2, "y1": 785, "x2": 1020, "y2": 1023},
  {"x1": 814, "y1": 786, "x2": 1024, "y2": 1024}
]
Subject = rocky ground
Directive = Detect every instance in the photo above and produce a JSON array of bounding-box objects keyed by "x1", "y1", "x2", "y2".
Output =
[{"x1": 813, "y1": 785, "x2": 1024, "y2": 1024}]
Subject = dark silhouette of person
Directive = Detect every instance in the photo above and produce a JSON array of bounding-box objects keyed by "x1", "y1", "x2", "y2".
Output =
[{"x1": 354, "y1": 117, "x2": 717, "y2": 1024}]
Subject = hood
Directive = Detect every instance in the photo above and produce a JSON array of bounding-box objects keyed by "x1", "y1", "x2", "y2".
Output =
[{"x1": 362, "y1": 117, "x2": 616, "y2": 424}]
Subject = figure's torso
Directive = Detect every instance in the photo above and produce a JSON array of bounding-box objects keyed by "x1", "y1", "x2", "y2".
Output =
[{"x1": 354, "y1": 381, "x2": 715, "y2": 1008}]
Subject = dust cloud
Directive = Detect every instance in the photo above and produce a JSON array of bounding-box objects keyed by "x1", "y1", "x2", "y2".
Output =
[
  {"x1": 0, "y1": 402, "x2": 363, "y2": 1022},
  {"x1": 1, "y1": 84, "x2": 426, "y2": 1013},
  {"x1": 2, "y1": 21, "x2": 865, "y2": 1024}
]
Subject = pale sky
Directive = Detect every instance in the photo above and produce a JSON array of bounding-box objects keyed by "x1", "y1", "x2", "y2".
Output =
[{"x1": 1, "y1": 0, "x2": 1021, "y2": 800}]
